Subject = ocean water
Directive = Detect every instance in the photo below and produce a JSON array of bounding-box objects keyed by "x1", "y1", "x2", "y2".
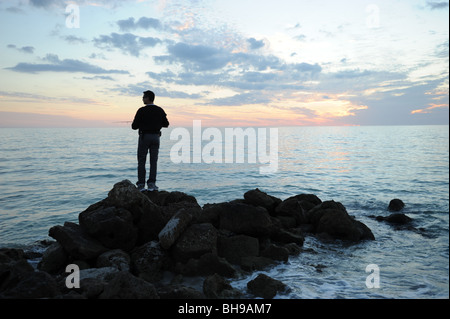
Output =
[{"x1": 0, "y1": 125, "x2": 448, "y2": 299}]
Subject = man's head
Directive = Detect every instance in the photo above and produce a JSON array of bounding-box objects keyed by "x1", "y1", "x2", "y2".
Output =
[{"x1": 143, "y1": 90, "x2": 155, "y2": 104}]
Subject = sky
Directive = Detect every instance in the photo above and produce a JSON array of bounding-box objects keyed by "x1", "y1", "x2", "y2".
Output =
[{"x1": 0, "y1": 0, "x2": 448, "y2": 127}]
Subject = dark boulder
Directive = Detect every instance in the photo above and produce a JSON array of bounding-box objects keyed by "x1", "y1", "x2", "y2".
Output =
[
  {"x1": 130, "y1": 241, "x2": 167, "y2": 283},
  {"x1": 1, "y1": 270, "x2": 59, "y2": 299},
  {"x1": 49, "y1": 222, "x2": 108, "y2": 260},
  {"x1": 174, "y1": 253, "x2": 236, "y2": 277},
  {"x1": 79, "y1": 205, "x2": 137, "y2": 251},
  {"x1": 306, "y1": 201, "x2": 375, "y2": 241},
  {"x1": 247, "y1": 274, "x2": 288, "y2": 299},
  {"x1": 106, "y1": 180, "x2": 166, "y2": 244},
  {"x1": 38, "y1": 242, "x2": 68, "y2": 274},
  {"x1": 388, "y1": 199, "x2": 405, "y2": 212},
  {"x1": 99, "y1": 271, "x2": 159, "y2": 299},
  {"x1": 283, "y1": 194, "x2": 322, "y2": 214},
  {"x1": 218, "y1": 202, "x2": 274, "y2": 237},
  {"x1": 203, "y1": 273, "x2": 242, "y2": 299},
  {"x1": 96, "y1": 249, "x2": 131, "y2": 272},
  {"x1": 172, "y1": 223, "x2": 218, "y2": 263},
  {"x1": 217, "y1": 234, "x2": 259, "y2": 265},
  {"x1": 244, "y1": 188, "x2": 282, "y2": 214},
  {"x1": 260, "y1": 244, "x2": 289, "y2": 262},
  {"x1": 274, "y1": 197, "x2": 307, "y2": 225},
  {"x1": 157, "y1": 285, "x2": 204, "y2": 299},
  {"x1": 0, "y1": 248, "x2": 35, "y2": 297},
  {"x1": 376, "y1": 213, "x2": 413, "y2": 225},
  {"x1": 240, "y1": 256, "x2": 277, "y2": 271}
]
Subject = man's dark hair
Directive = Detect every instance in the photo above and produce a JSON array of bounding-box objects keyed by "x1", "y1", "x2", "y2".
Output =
[{"x1": 143, "y1": 90, "x2": 155, "y2": 102}]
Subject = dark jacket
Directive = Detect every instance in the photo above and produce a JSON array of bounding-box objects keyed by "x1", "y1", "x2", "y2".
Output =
[{"x1": 132, "y1": 104, "x2": 169, "y2": 134}]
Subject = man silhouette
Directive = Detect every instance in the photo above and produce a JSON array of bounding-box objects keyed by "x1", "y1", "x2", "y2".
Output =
[{"x1": 132, "y1": 90, "x2": 169, "y2": 191}]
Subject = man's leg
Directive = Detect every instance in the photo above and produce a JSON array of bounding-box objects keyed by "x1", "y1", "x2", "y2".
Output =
[
  {"x1": 148, "y1": 134, "x2": 160, "y2": 187},
  {"x1": 137, "y1": 135, "x2": 149, "y2": 189}
]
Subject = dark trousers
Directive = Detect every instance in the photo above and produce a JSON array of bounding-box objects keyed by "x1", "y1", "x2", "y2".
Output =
[{"x1": 137, "y1": 133, "x2": 160, "y2": 187}]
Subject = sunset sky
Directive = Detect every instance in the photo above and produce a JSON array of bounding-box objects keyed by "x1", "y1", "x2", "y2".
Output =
[{"x1": 0, "y1": 0, "x2": 448, "y2": 127}]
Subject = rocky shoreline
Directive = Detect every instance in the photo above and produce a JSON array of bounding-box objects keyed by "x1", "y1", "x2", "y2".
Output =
[{"x1": 0, "y1": 180, "x2": 411, "y2": 299}]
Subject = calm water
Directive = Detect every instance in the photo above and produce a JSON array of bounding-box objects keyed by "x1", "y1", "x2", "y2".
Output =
[{"x1": 0, "y1": 125, "x2": 448, "y2": 298}]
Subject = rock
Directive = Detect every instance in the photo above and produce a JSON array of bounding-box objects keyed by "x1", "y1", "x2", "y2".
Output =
[
  {"x1": 131, "y1": 241, "x2": 167, "y2": 283},
  {"x1": 79, "y1": 266, "x2": 119, "y2": 282},
  {"x1": 99, "y1": 271, "x2": 159, "y2": 299},
  {"x1": 240, "y1": 256, "x2": 277, "y2": 271},
  {"x1": 203, "y1": 273, "x2": 242, "y2": 299},
  {"x1": 247, "y1": 274, "x2": 287, "y2": 299},
  {"x1": 306, "y1": 201, "x2": 375, "y2": 241},
  {"x1": 0, "y1": 248, "x2": 35, "y2": 297},
  {"x1": 270, "y1": 228, "x2": 305, "y2": 246},
  {"x1": 38, "y1": 242, "x2": 68, "y2": 274},
  {"x1": 64, "y1": 267, "x2": 119, "y2": 299},
  {"x1": 260, "y1": 244, "x2": 289, "y2": 262},
  {"x1": 172, "y1": 223, "x2": 218, "y2": 263},
  {"x1": 105, "y1": 180, "x2": 152, "y2": 221},
  {"x1": 158, "y1": 285, "x2": 205, "y2": 299},
  {"x1": 96, "y1": 249, "x2": 131, "y2": 272},
  {"x1": 174, "y1": 253, "x2": 236, "y2": 277},
  {"x1": 376, "y1": 213, "x2": 413, "y2": 225},
  {"x1": 79, "y1": 204, "x2": 137, "y2": 251},
  {"x1": 49, "y1": 222, "x2": 108, "y2": 260},
  {"x1": 218, "y1": 234, "x2": 259, "y2": 265},
  {"x1": 0, "y1": 270, "x2": 60, "y2": 299},
  {"x1": 146, "y1": 190, "x2": 199, "y2": 207},
  {"x1": 279, "y1": 194, "x2": 322, "y2": 218},
  {"x1": 199, "y1": 203, "x2": 225, "y2": 228},
  {"x1": 218, "y1": 202, "x2": 274, "y2": 237},
  {"x1": 106, "y1": 180, "x2": 166, "y2": 244},
  {"x1": 244, "y1": 188, "x2": 282, "y2": 214},
  {"x1": 274, "y1": 197, "x2": 307, "y2": 224},
  {"x1": 283, "y1": 242, "x2": 302, "y2": 255},
  {"x1": 158, "y1": 208, "x2": 193, "y2": 250},
  {"x1": 388, "y1": 199, "x2": 405, "y2": 212},
  {"x1": 197, "y1": 253, "x2": 236, "y2": 277}
]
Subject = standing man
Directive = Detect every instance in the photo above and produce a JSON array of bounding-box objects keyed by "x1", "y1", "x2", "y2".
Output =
[{"x1": 132, "y1": 90, "x2": 169, "y2": 191}]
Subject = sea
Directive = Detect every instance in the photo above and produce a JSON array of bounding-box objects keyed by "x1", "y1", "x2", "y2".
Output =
[{"x1": 0, "y1": 125, "x2": 448, "y2": 299}]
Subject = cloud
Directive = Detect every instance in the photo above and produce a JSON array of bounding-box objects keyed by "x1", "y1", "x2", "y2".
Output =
[
  {"x1": 29, "y1": 0, "x2": 60, "y2": 8},
  {"x1": 247, "y1": 38, "x2": 265, "y2": 50},
  {"x1": 5, "y1": 54, "x2": 129, "y2": 74},
  {"x1": 411, "y1": 103, "x2": 448, "y2": 114},
  {"x1": 81, "y1": 75, "x2": 115, "y2": 81},
  {"x1": 7, "y1": 44, "x2": 35, "y2": 54},
  {"x1": 93, "y1": 33, "x2": 162, "y2": 57},
  {"x1": 0, "y1": 90, "x2": 111, "y2": 106},
  {"x1": 426, "y1": 1, "x2": 449, "y2": 9},
  {"x1": 117, "y1": 17, "x2": 163, "y2": 31},
  {"x1": 110, "y1": 82, "x2": 203, "y2": 99},
  {"x1": 207, "y1": 92, "x2": 271, "y2": 106},
  {"x1": 28, "y1": 0, "x2": 136, "y2": 9},
  {"x1": 62, "y1": 35, "x2": 87, "y2": 44},
  {"x1": 156, "y1": 42, "x2": 230, "y2": 71},
  {"x1": 146, "y1": 39, "x2": 324, "y2": 106}
]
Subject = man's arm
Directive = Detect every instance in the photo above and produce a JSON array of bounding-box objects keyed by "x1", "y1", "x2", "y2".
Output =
[
  {"x1": 161, "y1": 113, "x2": 169, "y2": 128},
  {"x1": 131, "y1": 109, "x2": 141, "y2": 130}
]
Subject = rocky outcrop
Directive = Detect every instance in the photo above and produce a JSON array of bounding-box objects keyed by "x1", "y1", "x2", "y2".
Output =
[
  {"x1": 306, "y1": 200, "x2": 375, "y2": 241},
  {"x1": 0, "y1": 180, "x2": 376, "y2": 299}
]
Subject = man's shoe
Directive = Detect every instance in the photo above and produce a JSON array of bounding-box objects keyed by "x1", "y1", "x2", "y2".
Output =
[
  {"x1": 137, "y1": 184, "x2": 146, "y2": 192},
  {"x1": 148, "y1": 182, "x2": 159, "y2": 192}
]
